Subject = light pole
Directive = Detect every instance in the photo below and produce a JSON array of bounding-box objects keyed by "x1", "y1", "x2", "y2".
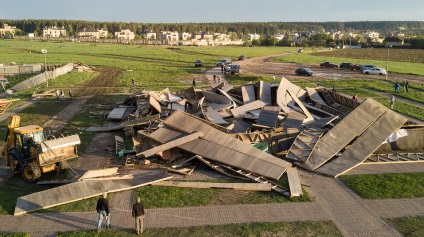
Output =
[
  {"x1": 385, "y1": 45, "x2": 392, "y2": 81},
  {"x1": 41, "y1": 49, "x2": 48, "y2": 87}
]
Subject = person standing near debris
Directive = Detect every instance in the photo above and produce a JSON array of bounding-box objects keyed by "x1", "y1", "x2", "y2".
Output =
[
  {"x1": 272, "y1": 74, "x2": 276, "y2": 84},
  {"x1": 132, "y1": 197, "x2": 145, "y2": 235},
  {"x1": 353, "y1": 93, "x2": 358, "y2": 101},
  {"x1": 213, "y1": 74, "x2": 217, "y2": 83},
  {"x1": 60, "y1": 90, "x2": 65, "y2": 101},
  {"x1": 55, "y1": 89, "x2": 60, "y2": 101},
  {"x1": 332, "y1": 86, "x2": 336, "y2": 92},
  {"x1": 192, "y1": 78, "x2": 196, "y2": 88},
  {"x1": 390, "y1": 95, "x2": 396, "y2": 109},
  {"x1": 69, "y1": 90, "x2": 73, "y2": 101},
  {"x1": 96, "y1": 192, "x2": 111, "y2": 232},
  {"x1": 405, "y1": 81, "x2": 409, "y2": 92},
  {"x1": 218, "y1": 75, "x2": 221, "y2": 84},
  {"x1": 394, "y1": 82, "x2": 400, "y2": 93},
  {"x1": 220, "y1": 64, "x2": 224, "y2": 73}
]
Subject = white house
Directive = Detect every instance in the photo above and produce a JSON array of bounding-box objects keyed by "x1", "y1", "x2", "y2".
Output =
[
  {"x1": 248, "y1": 33, "x2": 260, "y2": 41},
  {"x1": 115, "y1": 29, "x2": 135, "y2": 40},
  {"x1": 43, "y1": 26, "x2": 66, "y2": 37}
]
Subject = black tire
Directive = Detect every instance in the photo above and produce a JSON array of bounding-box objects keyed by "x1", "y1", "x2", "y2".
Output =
[
  {"x1": 365, "y1": 72, "x2": 369, "y2": 74},
  {"x1": 21, "y1": 162, "x2": 41, "y2": 183}
]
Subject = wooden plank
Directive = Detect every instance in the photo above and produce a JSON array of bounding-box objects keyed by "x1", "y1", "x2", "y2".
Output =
[
  {"x1": 14, "y1": 172, "x2": 172, "y2": 216},
  {"x1": 78, "y1": 167, "x2": 119, "y2": 181},
  {"x1": 296, "y1": 99, "x2": 388, "y2": 171},
  {"x1": 276, "y1": 77, "x2": 307, "y2": 108},
  {"x1": 107, "y1": 107, "x2": 129, "y2": 120},
  {"x1": 286, "y1": 128, "x2": 325, "y2": 163},
  {"x1": 256, "y1": 106, "x2": 281, "y2": 128},
  {"x1": 199, "y1": 97, "x2": 228, "y2": 125},
  {"x1": 241, "y1": 85, "x2": 255, "y2": 104},
  {"x1": 259, "y1": 81, "x2": 272, "y2": 105},
  {"x1": 282, "y1": 110, "x2": 305, "y2": 132},
  {"x1": 149, "y1": 96, "x2": 162, "y2": 113},
  {"x1": 86, "y1": 114, "x2": 160, "y2": 132},
  {"x1": 287, "y1": 167, "x2": 303, "y2": 197},
  {"x1": 152, "y1": 181, "x2": 271, "y2": 191},
  {"x1": 230, "y1": 100, "x2": 266, "y2": 118},
  {"x1": 304, "y1": 116, "x2": 338, "y2": 129},
  {"x1": 287, "y1": 90, "x2": 314, "y2": 123},
  {"x1": 315, "y1": 109, "x2": 407, "y2": 177},
  {"x1": 149, "y1": 111, "x2": 292, "y2": 180},
  {"x1": 306, "y1": 87, "x2": 327, "y2": 105},
  {"x1": 138, "y1": 132, "x2": 204, "y2": 158}
]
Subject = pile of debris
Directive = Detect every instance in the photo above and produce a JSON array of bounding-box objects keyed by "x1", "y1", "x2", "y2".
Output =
[
  {"x1": 14, "y1": 77, "x2": 424, "y2": 215},
  {"x1": 88, "y1": 77, "x2": 423, "y2": 194}
]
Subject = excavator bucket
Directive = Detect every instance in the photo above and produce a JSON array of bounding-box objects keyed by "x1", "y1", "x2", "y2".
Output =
[{"x1": 39, "y1": 134, "x2": 81, "y2": 166}]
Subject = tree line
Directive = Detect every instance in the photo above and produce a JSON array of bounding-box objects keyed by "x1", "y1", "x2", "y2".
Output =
[{"x1": 1, "y1": 19, "x2": 423, "y2": 38}]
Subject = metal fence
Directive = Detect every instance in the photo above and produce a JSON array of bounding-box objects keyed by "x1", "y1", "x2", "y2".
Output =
[{"x1": 11, "y1": 63, "x2": 73, "y2": 92}]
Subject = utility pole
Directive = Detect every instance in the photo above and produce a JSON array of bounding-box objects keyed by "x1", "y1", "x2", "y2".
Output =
[
  {"x1": 41, "y1": 49, "x2": 48, "y2": 87},
  {"x1": 385, "y1": 45, "x2": 392, "y2": 81}
]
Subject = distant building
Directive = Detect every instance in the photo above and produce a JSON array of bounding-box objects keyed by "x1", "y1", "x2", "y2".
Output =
[
  {"x1": 114, "y1": 29, "x2": 135, "y2": 40},
  {"x1": 78, "y1": 28, "x2": 108, "y2": 39},
  {"x1": 248, "y1": 33, "x2": 260, "y2": 41},
  {"x1": 160, "y1": 31, "x2": 179, "y2": 44},
  {"x1": 181, "y1": 32, "x2": 191, "y2": 40},
  {"x1": 364, "y1": 31, "x2": 380, "y2": 40},
  {"x1": 144, "y1": 30, "x2": 156, "y2": 40},
  {"x1": 214, "y1": 33, "x2": 229, "y2": 41},
  {"x1": 0, "y1": 24, "x2": 16, "y2": 37},
  {"x1": 385, "y1": 37, "x2": 404, "y2": 46},
  {"x1": 43, "y1": 26, "x2": 66, "y2": 37}
]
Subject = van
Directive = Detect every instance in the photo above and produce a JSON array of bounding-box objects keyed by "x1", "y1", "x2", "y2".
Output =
[
  {"x1": 360, "y1": 64, "x2": 377, "y2": 71},
  {"x1": 298, "y1": 48, "x2": 304, "y2": 53},
  {"x1": 216, "y1": 59, "x2": 232, "y2": 67}
]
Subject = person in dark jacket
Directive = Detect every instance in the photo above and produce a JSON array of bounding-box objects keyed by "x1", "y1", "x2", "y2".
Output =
[
  {"x1": 96, "y1": 192, "x2": 111, "y2": 232},
  {"x1": 132, "y1": 197, "x2": 145, "y2": 235}
]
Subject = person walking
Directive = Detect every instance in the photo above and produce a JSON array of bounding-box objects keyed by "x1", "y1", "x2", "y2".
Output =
[
  {"x1": 213, "y1": 74, "x2": 217, "y2": 83},
  {"x1": 390, "y1": 95, "x2": 396, "y2": 109},
  {"x1": 405, "y1": 81, "x2": 409, "y2": 92},
  {"x1": 394, "y1": 82, "x2": 400, "y2": 93},
  {"x1": 96, "y1": 192, "x2": 111, "y2": 232},
  {"x1": 60, "y1": 90, "x2": 65, "y2": 101},
  {"x1": 192, "y1": 78, "x2": 196, "y2": 88},
  {"x1": 132, "y1": 197, "x2": 145, "y2": 235},
  {"x1": 220, "y1": 64, "x2": 224, "y2": 73},
  {"x1": 68, "y1": 90, "x2": 73, "y2": 101},
  {"x1": 218, "y1": 75, "x2": 221, "y2": 84}
]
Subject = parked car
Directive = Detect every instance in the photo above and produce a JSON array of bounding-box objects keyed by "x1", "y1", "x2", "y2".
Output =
[
  {"x1": 238, "y1": 55, "x2": 247, "y2": 61},
  {"x1": 295, "y1": 67, "x2": 314, "y2": 76},
  {"x1": 216, "y1": 59, "x2": 232, "y2": 67},
  {"x1": 360, "y1": 64, "x2": 377, "y2": 71},
  {"x1": 351, "y1": 64, "x2": 361, "y2": 71},
  {"x1": 320, "y1": 62, "x2": 338, "y2": 68},
  {"x1": 194, "y1": 59, "x2": 203, "y2": 67},
  {"x1": 298, "y1": 48, "x2": 304, "y2": 53},
  {"x1": 363, "y1": 67, "x2": 387, "y2": 75},
  {"x1": 339, "y1": 62, "x2": 353, "y2": 69},
  {"x1": 229, "y1": 64, "x2": 241, "y2": 74}
]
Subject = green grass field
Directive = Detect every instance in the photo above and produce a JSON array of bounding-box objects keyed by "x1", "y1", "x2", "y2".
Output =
[
  {"x1": 339, "y1": 173, "x2": 424, "y2": 199},
  {"x1": 56, "y1": 221, "x2": 342, "y2": 237},
  {"x1": 386, "y1": 216, "x2": 424, "y2": 237}
]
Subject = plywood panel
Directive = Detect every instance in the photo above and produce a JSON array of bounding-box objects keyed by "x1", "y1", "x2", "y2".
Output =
[
  {"x1": 86, "y1": 115, "x2": 160, "y2": 132},
  {"x1": 287, "y1": 167, "x2": 303, "y2": 197},
  {"x1": 78, "y1": 168, "x2": 119, "y2": 181},
  {"x1": 276, "y1": 77, "x2": 307, "y2": 108},
  {"x1": 256, "y1": 106, "x2": 280, "y2": 128},
  {"x1": 282, "y1": 110, "x2": 305, "y2": 132},
  {"x1": 150, "y1": 111, "x2": 292, "y2": 180},
  {"x1": 153, "y1": 181, "x2": 271, "y2": 191},
  {"x1": 241, "y1": 85, "x2": 255, "y2": 104},
  {"x1": 259, "y1": 81, "x2": 272, "y2": 105},
  {"x1": 230, "y1": 100, "x2": 266, "y2": 118},
  {"x1": 296, "y1": 99, "x2": 388, "y2": 171},
  {"x1": 315, "y1": 109, "x2": 407, "y2": 177},
  {"x1": 14, "y1": 172, "x2": 171, "y2": 216}
]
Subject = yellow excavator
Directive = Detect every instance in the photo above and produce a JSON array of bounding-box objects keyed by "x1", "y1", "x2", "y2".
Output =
[{"x1": 2, "y1": 115, "x2": 81, "y2": 182}]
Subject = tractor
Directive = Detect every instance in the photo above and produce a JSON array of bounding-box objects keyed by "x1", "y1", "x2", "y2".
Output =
[{"x1": 1, "y1": 115, "x2": 80, "y2": 182}]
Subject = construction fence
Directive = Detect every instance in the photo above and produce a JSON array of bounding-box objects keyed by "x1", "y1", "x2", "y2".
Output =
[{"x1": 11, "y1": 63, "x2": 73, "y2": 92}]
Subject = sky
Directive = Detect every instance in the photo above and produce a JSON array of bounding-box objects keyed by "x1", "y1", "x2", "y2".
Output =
[{"x1": 1, "y1": 0, "x2": 423, "y2": 23}]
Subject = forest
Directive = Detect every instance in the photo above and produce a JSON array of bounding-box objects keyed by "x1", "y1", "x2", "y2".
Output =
[{"x1": 1, "y1": 19, "x2": 424, "y2": 38}]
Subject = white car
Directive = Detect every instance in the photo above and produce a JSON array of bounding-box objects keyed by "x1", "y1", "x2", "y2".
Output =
[{"x1": 363, "y1": 67, "x2": 387, "y2": 75}]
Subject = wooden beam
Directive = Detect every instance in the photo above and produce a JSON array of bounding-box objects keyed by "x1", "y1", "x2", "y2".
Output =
[
  {"x1": 153, "y1": 181, "x2": 271, "y2": 191},
  {"x1": 137, "y1": 132, "x2": 204, "y2": 158},
  {"x1": 287, "y1": 167, "x2": 303, "y2": 197}
]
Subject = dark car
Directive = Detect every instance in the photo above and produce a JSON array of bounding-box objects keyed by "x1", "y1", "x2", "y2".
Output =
[
  {"x1": 194, "y1": 59, "x2": 203, "y2": 67},
  {"x1": 339, "y1": 62, "x2": 353, "y2": 69},
  {"x1": 216, "y1": 59, "x2": 232, "y2": 67},
  {"x1": 229, "y1": 64, "x2": 241, "y2": 74},
  {"x1": 238, "y1": 55, "x2": 247, "y2": 61},
  {"x1": 295, "y1": 68, "x2": 314, "y2": 76},
  {"x1": 320, "y1": 62, "x2": 339, "y2": 68},
  {"x1": 351, "y1": 64, "x2": 361, "y2": 71}
]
